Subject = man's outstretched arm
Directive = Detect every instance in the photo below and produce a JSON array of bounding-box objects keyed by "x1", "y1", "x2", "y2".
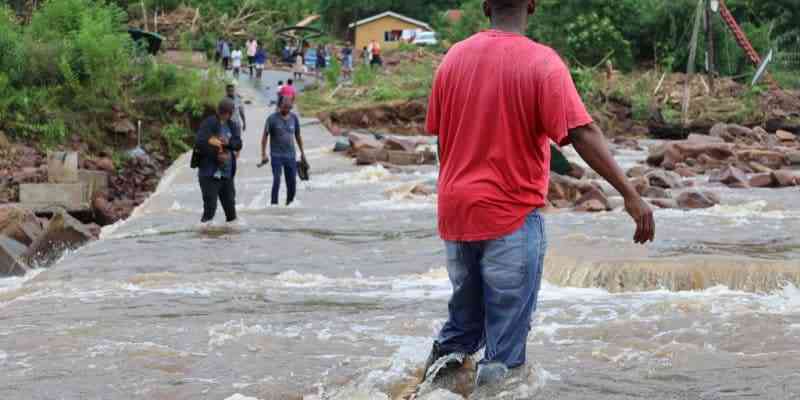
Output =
[{"x1": 568, "y1": 123, "x2": 655, "y2": 244}]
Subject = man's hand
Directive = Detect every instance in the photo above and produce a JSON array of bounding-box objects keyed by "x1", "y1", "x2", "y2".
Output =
[
  {"x1": 209, "y1": 136, "x2": 224, "y2": 149},
  {"x1": 217, "y1": 151, "x2": 231, "y2": 163},
  {"x1": 569, "y1": 123, "x2": 656, "y2": 245},
  {"x1": 624, "y1": 195, "x2": 655, "y2": 244}
]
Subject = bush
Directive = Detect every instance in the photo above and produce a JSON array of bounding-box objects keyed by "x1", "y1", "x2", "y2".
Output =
[
  {"x1": 324, "y1": 56, "x2": 341, "y2": 87},
  {"x1": 161, "y1": 122, "x2": 192, "y2": 158},
  {"x1": 353, "y1": 65, "x2": 376, "y2": 86},
  {"x1": 0, "y1": 7, "x2": 25, "y2": 85}
]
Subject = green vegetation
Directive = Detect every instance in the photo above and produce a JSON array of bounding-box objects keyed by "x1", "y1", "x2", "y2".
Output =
[{"x1": 0, "y1": 0, "x2": 222, "y2": 156}]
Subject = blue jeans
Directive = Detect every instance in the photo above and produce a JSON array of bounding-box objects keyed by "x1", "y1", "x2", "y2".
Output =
[
  {"x1": 436, "y1": 211, "x2": 546, "y2": 369},
  {"x1": 271, "y1": 154, "x2": 297, "y2": 205}
]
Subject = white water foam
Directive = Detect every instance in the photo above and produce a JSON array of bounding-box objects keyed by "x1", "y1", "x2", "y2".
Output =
[{"x1": 306, "y1": 165, "x2": 395, "y2": 189}]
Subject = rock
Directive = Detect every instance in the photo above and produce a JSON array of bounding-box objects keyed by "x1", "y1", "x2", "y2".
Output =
[
  {"x1": 736, "y1": 149, "x2": 786, "y2": 169},
  {"x1": 355, "y1": 148, "x2": 382, "y2": 165},
  {"x1": 687, "y1": 133, "x2": 725, "y2": 144},
  {"x1": 416, "y1": 388, "x2": 464, "y2": 400},
  {"x1": 649, "y1": 198, "x2": 677, "y2": 209},
  {"x1": 710, "y1": 123, "x2": 733, "y2": 142},
  {"x1": 647, "y1": 141, "x2": 733, "y2": 168},
  {"x1": 0, "y1": 206, "x2": 43, "y2": 247},
  {"x1": 575, "y1": 186, "x2": 611, "y2": 211},
  {"x1": 12, "y1": 167, "x2": 41, "y2": 184},
  {"x1": 550, "y1": 199, "x2": 572, "y2": 209},
  {"x1": 567, "y1": 162, "x2": 586, "y2": 179},
  {"x1": 548, "y1": 174, "x2": 585, "y2": 203},
  {"x1": 776, "y1": 129, "x2": 797, "y2": 141},
  {"x1": 785, "y1": 151, "x2": 800, "y2": 165},
  {"x1": 94, "y1": 157, "x2": 115, "y2": 173},
  {"x1": 0, "y1": 130, "x2": 10, "y2": 150},
  {"x1": 646, "y1": 170, "x2": 682, "y2": 189},
  {"x1": 676, "y1": 190, "x2": 720, "y2": 209},
  {"x1": 19, "y1": 183, "x2": 87, "y2": 210},
  {"x1": 347, "y1": 132, "x2": 382, "y2": 152},
  {"x1": 0, "y1": 236, "x2": 29, "y2": 277},
  {"x1": 727, "y1": 124, "x2": 754, "y2": 140},
  {"x1": 749, "y1": 162, "x2": 773, "y2": 174},
  {"x1": 711, "y1": 166, "x2": 749, "y2": 188},
  {"x1": 25, "y1": 209, "x2": 95, "y2": 266},
  {"x1": 386, "y1": 150, "x2": 424, "y2": 166},
  {"x1": 626, "y1": 165, "x2": 649, "y2": 178},
  {"x1": 383, "y1": 137, "x2": 417, "y2": 153},
  {"x1": 631, "y1": 176, "x2": 650, "y2": 196},
  {"x1": 333, "y1": 137, "x2": 351, "y2": 152},
  {"x1": 85, "y1": 223, "x2": 102, "y2": 239},
  {"x1": 771, "y1": 170, "x2": 799, "y2": 187},
  {"x1": 674, "y1": 167, "x2": 697, "y2": 178},
  {"x1": 92, "y1": 194, "x2": 118, "y2": 226},
  {"x1": 642, "y1": 186, "x2": 670, "y2": 199},
  {"x1": 575, "y1": 199, "x2": 607, "y2": 212},
  {"x1": 749, "y1": 173, "x2": 776, "y2": 188},
  {"x1": 411, "y1": 183, "x2": 436, "y2": 196}
]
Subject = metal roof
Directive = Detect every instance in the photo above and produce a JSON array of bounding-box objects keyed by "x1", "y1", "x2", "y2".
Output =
[{"x1": 348, "y1": 11, "x2": 432, "y2": 30}]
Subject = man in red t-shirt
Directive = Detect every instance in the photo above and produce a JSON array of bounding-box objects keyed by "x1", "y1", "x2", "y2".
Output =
[{"x1": 423, "y1": 0, "x2": 655, "y2": 389}]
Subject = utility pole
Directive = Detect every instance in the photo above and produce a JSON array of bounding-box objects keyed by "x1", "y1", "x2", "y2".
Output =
[
  {"x1": 682, "y1": 0, "x2": 704, "y2": 126},
  {"x1": 705, "y1": 0, "x2": 716, "y2": 93}
]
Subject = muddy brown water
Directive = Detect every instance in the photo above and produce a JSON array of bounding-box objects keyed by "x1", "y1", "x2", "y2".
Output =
[{"x1": 1, "y1": 74, "x2": 799, "y2": 400}]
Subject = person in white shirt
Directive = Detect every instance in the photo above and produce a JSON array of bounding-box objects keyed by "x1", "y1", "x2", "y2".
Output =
[
  {"x1": 246, "y1": 38, "x2": 258, "y2": 76},
  {"x1": 231, "y1": 47, "x2": 243, "y2": 79}
]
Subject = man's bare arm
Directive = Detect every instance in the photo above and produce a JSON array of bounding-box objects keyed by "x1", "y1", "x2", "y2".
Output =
[
  {"x1": 568, "y1": 123, "x2": 655, "y2": 244},
  {"x1": 261, "y1": 126, "x2": 269, "y2": 163}
]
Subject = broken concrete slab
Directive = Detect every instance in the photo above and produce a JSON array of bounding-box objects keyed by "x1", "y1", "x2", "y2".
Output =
[
  {"x1": 25, "y1": 209, "x2": 94, "y2": 266},
  {"x1": 19, "y1": 183, "x2": 88, "y2": 211},
  {"x1": 0, "y1": 235, "x2": 29, "y2": 277}
]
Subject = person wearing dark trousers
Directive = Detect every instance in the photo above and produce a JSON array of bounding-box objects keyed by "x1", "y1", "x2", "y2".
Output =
[
  {"x1": 195, "y1": 98, "x2": 243, "y2": 222},
  {"x1": 261, "y1": 96, "x2": 306, "y2": 206}
]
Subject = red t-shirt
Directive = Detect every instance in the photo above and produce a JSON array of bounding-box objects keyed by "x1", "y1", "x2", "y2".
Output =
[
  {"x1": 426, "y1": 30, "x2": 593, "y2": 242},
  {"x1": 280, "y1": 85, "x2": 296, "y2": 98}
]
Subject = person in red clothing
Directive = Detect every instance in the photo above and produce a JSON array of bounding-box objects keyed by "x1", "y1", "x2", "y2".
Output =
[
  {"x1": 279, "y1": 79, "x2": 297, "y2": 100},
  {"x1": 422, "y1": 0, "x2": 655, "y2": 390}
]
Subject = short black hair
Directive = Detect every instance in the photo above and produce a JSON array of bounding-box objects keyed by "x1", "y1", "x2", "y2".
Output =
[
  {"x1": 226, "y1": 83, "x2": 235, "y2": 89},
  {"x1": 218, "y1": 98, "x2": 235, "y2": 115},
  {"x1": 278, "y1": 80, "x2": 284, "y2": 85},
  {"x1": 287, "y1": 79, "x2": 294, "y2": 85}
]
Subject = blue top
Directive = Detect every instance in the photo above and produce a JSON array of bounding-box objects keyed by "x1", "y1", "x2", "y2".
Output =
[
  {"x1": 214, "y1": 123, "x2": 234, "y2": 179},
  {"x1": 222, "y1": 42, "x2": 231, "y2": 58},
  {"x1": 265, "y1": 112, "x2": 300, "y2": 158},
  {"x1": 255, "y1": 49, "x2": 267, "y2": 64}
]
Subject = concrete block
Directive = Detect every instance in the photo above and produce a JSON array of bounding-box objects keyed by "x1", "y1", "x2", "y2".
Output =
[
  {"x1": 0, "y1": 235, "x2": 29, "y2": 276},
  {"x1": 19, "y1": 183, "x2": 88, "y2": 211},
  {"x1": 78, "y1": 170, "x2": 108, "y2": 199},
  {"x1": 47, "y1": 152, "x2": 79, "y2": 183}
]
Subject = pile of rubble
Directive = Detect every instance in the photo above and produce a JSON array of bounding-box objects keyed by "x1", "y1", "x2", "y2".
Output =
[
  {"x1": 0, "y1": 206, "x2": 97, "y2": 277},
  {"x1": 320, "y1": 101, "x2": 428, "y2": 136},
  {"x1": 335, "y1": 131, "x2": 437, "y2": 168}
]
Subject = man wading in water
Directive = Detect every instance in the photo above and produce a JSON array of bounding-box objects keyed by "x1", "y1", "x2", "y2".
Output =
[
  {"x1": 195, "y1": 98, "x2": 243, "y2": 223},
  {"x1": 423, "y1": 0, "x2": 656, "y2": 390},
  {"x1": 261, "y1": 96, "x2": 307, "y2": 206}
]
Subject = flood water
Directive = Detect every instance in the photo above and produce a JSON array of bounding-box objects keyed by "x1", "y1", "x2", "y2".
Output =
[{"x1": 1, "y1": 73, "x2": 800, "y2": 400}]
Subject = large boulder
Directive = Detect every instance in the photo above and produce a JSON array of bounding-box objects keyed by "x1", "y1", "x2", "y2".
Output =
[
  {"x1": 25, "y1": 209, "x2": 95, "y2": 266},
  {"x1": 650, "y1": 198, "x2": 679, "y2": 209},
  {"x1": 383, "y1": 137, "x2": 418, "y2": 153},
  {"x1": 772, "y1": 170, "x2": 799, "y2": 187},
  {"x1": 646, "y1": 170, "x2": 682, "y2": 189},
  {"x1": 647, "y1": 141, "x2": 733, "y2": 168},
  {"x1": 347, "y1": 132, "x2": 382, "y2": 152},
  {"x1": 749, "y1": 173, "x2": 776, "y2": 188},
  {"x1": 386, "y1": 150, "x2": 424, "y2": 166},
  {"x1": 626, "y1": 165, "x2": 649, "y2": 178},
  {"x1": 736, "y1": 149, "x2": 787, "y2": 170},
  {"x1": 776, "y1": 129, "x2": 797, "y2": 142},
  {"x1": 333, "y1": 137, "x2": 351, "y2": 152},
  {"x1": 0, "y1": 206, "x2": 43, "y2": 246},
  {"x1": 676, "y1": 190, "x2": 720, "y2": 209},
  {"x1": 642, "y1": 186, "x2": 670, "y2": 199},
  {"x1": 710, "y1": 166, "x2": 749, "y2": 188},
  {"x1": 548, "y1": 174, "x2": 585, "y2": 203},
  {"x1": 787, "y1": 151, "x2": 800, "y2": 165},
  {"x1": 575, "y1": 186, "x2": 611, "y2": 211},
  {"x1": 0, "y1": 236, "x2": 29, "y2": 277}
]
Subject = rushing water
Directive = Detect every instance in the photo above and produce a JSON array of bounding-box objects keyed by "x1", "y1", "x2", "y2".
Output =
[{"x1": 1, "y1": 73, "x2": 800, "y2": 400}]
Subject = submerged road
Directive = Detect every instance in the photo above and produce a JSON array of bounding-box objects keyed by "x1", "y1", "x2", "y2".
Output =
[{"x1": 0, "y1": 72, "x2": 799, "y2": 400}]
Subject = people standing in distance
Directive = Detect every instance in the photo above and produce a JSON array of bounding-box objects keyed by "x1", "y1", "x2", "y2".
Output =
[
  {"x1": 369, "y1": 39, "x2": 382, "y2": 67},
  {"x1": 423, "y1": 0, "x2": 655, "y2": 390},
  {"x1": 194, "y1": 98, "x2": 243, "y2": 224},
  {"x1": 341, "y1": 42, "x2": 353, "y2": 80},
  {"x1": 246, "y1": 38, "x2": 258, "y2": 77},
  {"x1": 293, "y1": 53, "x2": 305, "y2": 81},
  {"x1": 272, "y1": 80, "x2": 284, "y2": 107},
  {"x1": 225, "y1": 83, "x2": 247, "y2": 134},
  {"x1": 231, "y1": 46, "x2": 243, "y2": 79},
  {"x1": 221, "y1": 40, "x2": 231, "y2": 70},
  {"x1": 261, "y1": 96, "x2": 307, "y2": 206},
  {"x1": 254, "y1": 45, "x2": 267, "y2": 80}
]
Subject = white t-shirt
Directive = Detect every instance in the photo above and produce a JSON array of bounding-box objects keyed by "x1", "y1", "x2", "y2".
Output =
[
  {"x1": 232, "y1": 50, "x2": 243, "y2": 68},
  {"x1": 247, "y1": 41, "x2": 258, "y2": 57}
]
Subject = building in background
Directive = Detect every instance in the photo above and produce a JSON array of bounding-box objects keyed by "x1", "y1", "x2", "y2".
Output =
[{"x1": 348, "y1": 11, "x2": 432, "y2": 51}]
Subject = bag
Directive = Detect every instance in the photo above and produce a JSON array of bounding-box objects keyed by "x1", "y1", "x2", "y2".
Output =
[
  {"x1": 297, "y1": 159, "x2": 310, "y2": 181},
  {"x1": 190, "y1": 146, "x2": 201, "y2": 169}
]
